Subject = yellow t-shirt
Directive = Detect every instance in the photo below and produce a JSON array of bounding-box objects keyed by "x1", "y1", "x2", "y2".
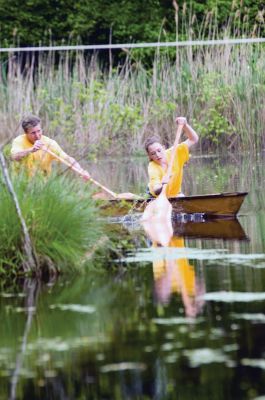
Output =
[
  {"x1": 11, "y1": 134, "x2": 68, "y2": 176},
  {"x1": 148, "y1": 142, "x2": 189, "y2": 197}
]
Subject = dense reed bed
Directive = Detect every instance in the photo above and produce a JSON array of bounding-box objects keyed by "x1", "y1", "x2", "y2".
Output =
[
  {"x1": 0, "y1": 16, "x2": 264, "y2": 158},
  {"x1": 0, "y1": 173, "x2": 103, "y2": 276}
]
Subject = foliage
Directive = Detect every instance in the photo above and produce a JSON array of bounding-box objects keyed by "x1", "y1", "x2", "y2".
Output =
[
  {"x1": 0, "y1": 172, "x2": 103, "y2": 276},
  {"x1": 191, "y1": 72, "x2": 234, "y2": 147},
  {"x1": 0, "y1": 0, "x2": 263, "y2": 47},
  {"x1": 0, "y1": 7, "x2": 264, "y2": 155}
]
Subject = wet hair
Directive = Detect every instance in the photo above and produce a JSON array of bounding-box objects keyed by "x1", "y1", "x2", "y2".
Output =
[
  {"x1": 144, "y1": 135, "x2": 162, "y2": 153},
  {"x1": 21, "y1": 115, "x2": 41, "y2": 132}
]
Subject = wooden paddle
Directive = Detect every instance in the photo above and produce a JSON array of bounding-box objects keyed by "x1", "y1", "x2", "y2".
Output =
[
  {"x1": 42, "y1": 147, "x2": 139, "y2": 200},
  {"x1": 142, "y1": 123, "x2": 184, "y2": 222}
]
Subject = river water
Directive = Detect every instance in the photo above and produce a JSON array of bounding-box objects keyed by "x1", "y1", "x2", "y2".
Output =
[{"x1": 0, "y1": 151, "x2": 265, "y2": 400}]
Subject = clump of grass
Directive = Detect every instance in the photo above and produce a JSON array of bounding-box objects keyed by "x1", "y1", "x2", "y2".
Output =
[{"x1": 0, "y1": 172, "x2": 103, "y2": 276}]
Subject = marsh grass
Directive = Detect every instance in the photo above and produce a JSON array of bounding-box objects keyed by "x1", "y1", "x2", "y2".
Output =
[
  {"x1": 0, "y1": 9, "x2": 264, "y2": 157},
  {"x1": 0, "y1": 172, "x2": 103, "y2": 276}
]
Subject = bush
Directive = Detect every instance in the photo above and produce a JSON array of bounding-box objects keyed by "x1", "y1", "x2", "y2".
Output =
[{"x1": 0, "y1": 172, "x2": 103, "y2": 276}]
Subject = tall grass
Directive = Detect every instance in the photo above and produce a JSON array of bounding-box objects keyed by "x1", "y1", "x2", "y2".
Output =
[
  {"x1": 0, "y1": 172, "x2": 103, "y2": 276},
  {"x1": 0, "y1": 10, "x2": 264, "y2": 156}
]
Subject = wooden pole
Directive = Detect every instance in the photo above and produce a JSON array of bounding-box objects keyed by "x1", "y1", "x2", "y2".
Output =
[{"x1": 0, "y1": 150, "x2": 39, "y2": 274}]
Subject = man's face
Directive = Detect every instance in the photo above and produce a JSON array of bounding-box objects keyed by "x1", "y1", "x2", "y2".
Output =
[
  {"x1": 25, "y1": 124, "x2": 42, "y2": 144},
  {"x1": 147, "y1": 142, "x2": 166, "y2": 165}
]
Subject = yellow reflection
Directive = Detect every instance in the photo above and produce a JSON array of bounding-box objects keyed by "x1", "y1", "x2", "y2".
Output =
[{"x1": 152, "y1": 236, "x2": 205, "y2": 318}]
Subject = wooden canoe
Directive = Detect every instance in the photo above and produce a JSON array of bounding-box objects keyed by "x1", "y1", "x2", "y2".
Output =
[{"x1": 100, "y1": 191, "x2": 248, "y2": 219}]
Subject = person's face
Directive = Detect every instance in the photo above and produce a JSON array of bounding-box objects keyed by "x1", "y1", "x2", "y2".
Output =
[
  {"x1": 25, "y1": 124, "x2": 42, "y2": 144},
  {"x1": 147, "y1": 142, "x2": 166, "y2": 164}
]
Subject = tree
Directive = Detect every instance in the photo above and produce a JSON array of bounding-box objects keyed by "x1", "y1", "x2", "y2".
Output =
[{"x1": 0, "y1": 0, "x2": 263, "y2": 48}]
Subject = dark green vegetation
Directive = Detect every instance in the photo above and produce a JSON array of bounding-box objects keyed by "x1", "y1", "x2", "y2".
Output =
[
  {"x1": 0, "y1": 172, "x2": 104, "y2": 277},
  {"x1": 0, "y1": 0, "x2": 264, "y2": 46}
]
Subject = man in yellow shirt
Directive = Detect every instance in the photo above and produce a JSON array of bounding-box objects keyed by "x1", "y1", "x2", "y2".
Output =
[
  {"x1": 11, "y1": 115, "x2": 90, "y2": 179},
  {"x1": 144, "y1": 117, "x2": 198, "y2": 197}
]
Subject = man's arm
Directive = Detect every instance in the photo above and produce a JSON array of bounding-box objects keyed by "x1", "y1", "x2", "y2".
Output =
[
  {"x1": 11, "y1": 148, "x2": 33, "y2": 161},
  {"x1": 64, "y1": 155, "x2": 90, "y2": 180},
  {"x1": 44, "y1": 140, "x2": 91, "y2": 180},
  {"x1": 11, "y1": 140, "x2": 43, "y2": 161}
]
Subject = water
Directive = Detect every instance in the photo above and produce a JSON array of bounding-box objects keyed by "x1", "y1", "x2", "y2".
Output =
[{"x1": 0, "y1": 152, "x2": 265, "y2": 400}]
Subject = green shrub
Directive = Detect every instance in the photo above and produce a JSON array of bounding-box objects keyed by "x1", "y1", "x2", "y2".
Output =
[{"x1": 0, "y1": 173, "x2": 102, "y2": 276}]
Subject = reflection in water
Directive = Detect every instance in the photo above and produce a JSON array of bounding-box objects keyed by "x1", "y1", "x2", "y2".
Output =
[
  {"x1": 152, "y1": 236, "x2": 205, "y2": 318},
  {"x1": 172, "y1": 217, "x2": 248, "y2": 240},
  {"x1": 0, "y1": 155, "x2": 264, "y2": 400},
  {"x1": 9, "y1": 279, "x2": 40, "y2": 400},
  {"x1": 141, "y1": 216, "x2": 205, "y2": 318},
  {"x1": 138, "y1": 215, "x2": 248, "y2": 318},
  {"x1": 141, "y1": 214, "x2": 173, "y2": 247}
]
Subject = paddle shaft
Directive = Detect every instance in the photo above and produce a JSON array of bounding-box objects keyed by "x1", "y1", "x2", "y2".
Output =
[
  {"x1": 141, "y1": 123, "x2": 184, "y2": 225},
  {"x1": 161, "y1": 123, "x2": 184, "y2": 195},
  {"x1": 43, "y1": 147, "x2": 118, "y2": 198}
]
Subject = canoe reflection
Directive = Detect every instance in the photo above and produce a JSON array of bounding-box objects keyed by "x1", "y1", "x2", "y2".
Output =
[
  {"x1": 152, "y1": 237, "x2": 205, "y2": 318},
  {"x1": 172, "y1": 217, "x2": 248, "y2": 240}
]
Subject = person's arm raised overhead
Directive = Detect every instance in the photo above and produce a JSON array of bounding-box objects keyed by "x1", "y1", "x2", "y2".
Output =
[{"x1": 176, "y1": 117, "x2": 199, "y2": 149}]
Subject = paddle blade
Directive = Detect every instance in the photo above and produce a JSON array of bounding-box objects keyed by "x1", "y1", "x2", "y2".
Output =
[
  {"x1": 141, "y1": 217, "x2": 173, "y2": 247},
  {"x1": 116, "y1": 192, "x2": 141, "y2": 200},
  {"x1": 92, "y1": 191, "x2": 112, "y2": 200},
  {"x1": 142, "y1": 192, "x2": 172, "y2": 221},
  {"x1": 141, "y1": 192, "x2": 173, "y2": 246}
]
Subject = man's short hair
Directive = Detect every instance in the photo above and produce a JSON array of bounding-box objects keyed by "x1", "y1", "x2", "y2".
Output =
[
  {"x1": 144, "y1": 135, "x2": 162, "y2": 153},
  {"x1": 21, "y1": 115, "x2": 41, "y2": 132}
]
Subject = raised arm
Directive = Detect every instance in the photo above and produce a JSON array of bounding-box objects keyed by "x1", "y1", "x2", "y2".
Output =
[{"x1": 176, "y1": 117, "x2": 199, "y2": 148}]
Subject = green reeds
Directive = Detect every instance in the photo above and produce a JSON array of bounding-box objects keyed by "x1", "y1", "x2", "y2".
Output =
[
  {"x1": 0, "y1": 172, "x2": 102, "y2": 276},
  {"x1": 0, "y1": 8, "x2": 264, "y2": 155}
]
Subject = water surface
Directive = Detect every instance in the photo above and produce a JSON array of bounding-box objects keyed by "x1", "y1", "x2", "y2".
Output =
[{"x1": 0, "y1": 152, "x2": 265, "y2": 400}]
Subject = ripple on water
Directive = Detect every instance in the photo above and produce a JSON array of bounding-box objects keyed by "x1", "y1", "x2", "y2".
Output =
[
  {"x1": 100, "y1": 362, "x2": 146, "y2": 373},
  {"x1": 200, "y1": 291, "x2": 265, "y2": 302},
  {"x1": 152, "y1": 317, "x2": 202, "y2": 325},
  {"x1": 122, "y1": 248, "x2": 265, "y2": 267},
  {"x1": 49, "y1": 304, "x2": 96, "y2": 313},
  {"x1": 183, "y1": 348, "x2": 231, "y2": 368},
  {"x1": 241, "y1": 358, "x2": 265, "y2": 370},
  {"x1": 231, "y1": 313, "x2": 265, "y2": 322}
]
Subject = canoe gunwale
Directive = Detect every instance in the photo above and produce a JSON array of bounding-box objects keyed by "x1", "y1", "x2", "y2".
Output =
[
  {"x1": 168, "y1": 191, "x2": 248, "y2": 202},
  {"x1": 108, "y1": 191, "x2": 248, "y2": 203},
  {"x1": 103, "y1": 191, "x2": 248, "y2": 219}
]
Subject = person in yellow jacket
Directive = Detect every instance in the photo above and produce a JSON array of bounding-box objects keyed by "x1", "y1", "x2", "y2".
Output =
[
  {"x1": 144, "y1": 117, "x2": 198, "y2": 197},
  {"x1": 11, "y1": 115, "x2": 90, "y2": 179}
]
